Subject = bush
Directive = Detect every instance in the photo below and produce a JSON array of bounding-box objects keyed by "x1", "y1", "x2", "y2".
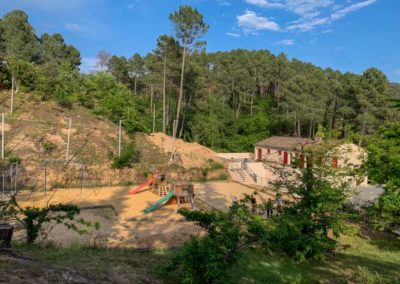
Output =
[
  {"x1": 207, "y1": 159, "x2": 224, "y2": 171},
  {"x1": 43, "y1": 141, "x2": 56, "y2": 153},
  {"x1": 112, "y1": 143, "x2": 140, "y2": 169},
  {"x1": 168, "y1": 197, "x2": 269, "y2": 283},
  {"x1": 8, "y1": 155, "x2": 22, "y2": 164},
  {"x1": 7, "y1": 198, "x2": 99, "y2": 244}
]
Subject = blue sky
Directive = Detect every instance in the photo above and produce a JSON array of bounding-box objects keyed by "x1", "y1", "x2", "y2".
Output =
[{"x1": 1, "y1": 0, "x2": 399, "y2": 82}]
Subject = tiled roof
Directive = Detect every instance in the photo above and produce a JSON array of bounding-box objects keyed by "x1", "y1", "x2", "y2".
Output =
[{"x1": 255, "y1": 136, "x2": 320, "y2": 151}]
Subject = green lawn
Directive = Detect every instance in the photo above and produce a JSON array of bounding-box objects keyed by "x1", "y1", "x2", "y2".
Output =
[
  {"x1": 226, "y1": 227, "x2": 400, "y2": 283},
  {"x1": 3, "y1": 225, "x2": 400, "y2": 283}
]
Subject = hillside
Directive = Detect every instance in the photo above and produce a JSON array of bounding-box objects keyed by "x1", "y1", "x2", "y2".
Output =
[{"x1": 0, "y1": 91, "x2": 226, "y2": 189}]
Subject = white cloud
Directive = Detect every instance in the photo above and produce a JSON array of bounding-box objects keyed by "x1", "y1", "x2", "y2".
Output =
[
  {"x1": 237, "y1": 11, "x2": 280, "y2": 33},
  {"x1": 246, "y1": 0, "x2": 333, "y2": 17},
  {"x1": 64, "y1": 22, "x2": 86, "y2": 33},
  {"x1": 226, "y1": 32, "x2": 241, "y2": 38},
  {"x1": 274, "y1": 39, "x2": 294, "y2": 46},
  {"x1": 286, "y1": 0, "x2": 376, "y2": 31},
  {"x1": 394, "y1": 69, "x2": 400, "y2": 76},
  {"x1": 331, "y1": 0, "x2": 377, "y2": 20},
  {"x1": 245, "y1": 0, "x2": 377, "y2": 32},
  {"x1": 245, "y1": 0, "x2": 283, "y2": 8}
]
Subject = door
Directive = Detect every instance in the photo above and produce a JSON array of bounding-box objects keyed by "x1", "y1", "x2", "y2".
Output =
[{"x1": 257, "y1": 148, "x2": 262, "y2": 161}]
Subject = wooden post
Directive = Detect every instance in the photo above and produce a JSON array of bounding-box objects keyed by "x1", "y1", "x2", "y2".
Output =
[
  {"x1": 65, "y1": 118, "x2": 72, "y2": 161},
  {"x1": 80, "y1": 164, "x2": 84, "y2": 194},
  {"x1": 152, "y1": 103, "x2": 156, "y2": 133},
  {"x1": 1, "y1": 113, "x2": 4, "y2": 159},
  {"x1": 44, "y1": 162, "x2": 47, "y2": 196}
]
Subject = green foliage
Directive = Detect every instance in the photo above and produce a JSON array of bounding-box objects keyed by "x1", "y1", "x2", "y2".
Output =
[
  {"x1": 7, "y1": 197, "x2": 98, "y2": 244},
  {"x1": 112, "y1": 142, "x2": 140, "y2": 169},
  {"x1": 364, "y1": 123, "x2": 400, "y2": 230},
  {"x1": 42, "y1": 141, "x2": 56, "y2": 153},
  {"x1": 8, "y1": 154, "x2": 22, "y2": 164},
  {"x1": 0, "y1": 10, "x2": 39, "y2": 61},
  {"x1": 169, "y1": 196, "x2": 269, "y2": 283},
  {"x1": 270, "y1": 145, "x2": 349, "y2": 261},
  {"x1": 169, "y1": 5, "x2": 209, "y2": 49}
]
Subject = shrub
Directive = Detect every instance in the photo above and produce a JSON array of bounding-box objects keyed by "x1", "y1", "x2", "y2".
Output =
[
  {"x1": 43, "y1": 141, "x2": 56, "y2": 153},
  {"x1": 7, "y1": 197, "x2": 99, "y2": 244},
  {"x1": 168, "y1": 196, "x2": 269, "y2": 283},
  {"x1": 112, "y1": 143, "x2": 140, "y2": 169}
]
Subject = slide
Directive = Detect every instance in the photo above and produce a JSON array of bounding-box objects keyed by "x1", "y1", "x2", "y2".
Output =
[
  {"x1": 143, "y1": 192, "x2": 174, "y2": 214},
  {"x1": 128, "y1": 178, "x2": 153, "y2": 195}
]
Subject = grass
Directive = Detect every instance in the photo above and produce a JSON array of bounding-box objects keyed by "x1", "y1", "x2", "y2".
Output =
[
  {"x1": 226, "y1": 226, "x2": 400, "y2": 284},
  {"x1": 3, "y1": 225, "x2": 400, "y2": 283}
]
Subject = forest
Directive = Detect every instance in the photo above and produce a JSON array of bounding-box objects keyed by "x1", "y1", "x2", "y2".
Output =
[
  {"x1": 1, "y1": 6, "x2": 400, "y2": 283},
  {"x1": 1, "y1": 9, "x2": 399, "y2": 153}
]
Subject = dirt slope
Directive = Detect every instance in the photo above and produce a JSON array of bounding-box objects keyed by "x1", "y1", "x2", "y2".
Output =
[
  {"x1": 0, "y1": 91, "x2": 225, "y2": 189},
  {"x1": 144, "y1": 133, "x2": 223, "y2": 168},
  {"x1": 0, "y1": 91, "x2": 135, "y2": 187}
]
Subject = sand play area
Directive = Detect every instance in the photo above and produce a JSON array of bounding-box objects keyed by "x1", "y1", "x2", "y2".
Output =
[{"x1": 14, "y1": 182, "x2": 277, "y2": 248}]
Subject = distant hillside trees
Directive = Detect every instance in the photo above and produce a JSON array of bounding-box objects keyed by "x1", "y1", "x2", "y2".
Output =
[{"x1": 0, "y1": 8, "x2": 398, "y2": 152}]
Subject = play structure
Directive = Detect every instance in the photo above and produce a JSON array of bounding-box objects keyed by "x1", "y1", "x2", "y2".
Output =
[{"x1": 129, "y1": 170, "x2": 196, "y2": 213}]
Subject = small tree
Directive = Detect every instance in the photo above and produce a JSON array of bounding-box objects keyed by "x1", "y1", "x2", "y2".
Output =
[
  {"x1": 7, "y1": 197, "x2": 98, "y2": 244},
  {"x1": 96, "y1": 49, "x2": 111, "y2": 71},
  {"x1": 168, "y1": 195, "x2": 268, "y2": 283},
  {"x1": 270, "y1": 144, "x2": 350, "y2": 261},
  {"x1": 363, "y1": 123, "x2": 400, "y2": 230}
]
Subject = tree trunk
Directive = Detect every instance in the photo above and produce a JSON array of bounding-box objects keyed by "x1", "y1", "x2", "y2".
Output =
[
  {"x1": 173, "y1": 37, "x2": 187, "y2": 141},
  {"x1": 359, "y1": 109, "x2": 368, "y2": 146},
  {"x1": 162, "y1": 53, "x2": 167, "y2": 134},
  {"x1": 250, "y1": 96, "x2": 254, "y2": 117},
  {"x1": 10, "y1": 75, "x2": 14, "y2": 114},
  {"x1": 152, "y1": 103, "x2": 156, "y2": 133},
  {"x1": 297, "y1": 118, "x2": 301, "y2": 138},
  {"x1": 331, "y1": 98, "x2": 338, "y2": 130},
  {"x1": 134, "y1": 77, "x2": 137, "y2": 95},
  {"x1": 150, "y1": 85, "x2": 153, "y2": 113}
]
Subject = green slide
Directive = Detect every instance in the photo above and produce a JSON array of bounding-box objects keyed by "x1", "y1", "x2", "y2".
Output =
[{"x1": 143, "y1": 192, "x2": 174, "y2": 213}]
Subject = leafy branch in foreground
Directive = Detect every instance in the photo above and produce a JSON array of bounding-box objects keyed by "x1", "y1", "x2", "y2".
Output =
[
  {"x1": 168, "y1": 196, "x2": 268, "y2": 284},
  {"x1": 6, "y1": 197, "x2": 99, "y2": 244}
]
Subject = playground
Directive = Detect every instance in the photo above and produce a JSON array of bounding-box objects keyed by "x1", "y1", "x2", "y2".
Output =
[
  {"x1": 14, "y1": 176, "x2": 277, "y2": 248},
  {"x1": 15, "y1": 185, "x2": 203, "y2": 248}
]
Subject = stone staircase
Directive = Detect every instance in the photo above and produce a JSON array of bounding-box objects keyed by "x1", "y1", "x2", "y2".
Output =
[{"x1": 239, "y1": 169, "x2": 255, "y2": 184}]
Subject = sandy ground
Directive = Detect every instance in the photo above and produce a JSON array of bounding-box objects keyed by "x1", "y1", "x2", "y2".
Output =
[
  {"x1": 16, "y1": 186, "x2": 203, "y2": 248},
  {"x1": 194, "y1": 182, "x2": 276, "y2": 212},
  {"x1": 145, "y1": 133, "x2": 224, "y2": 168},
  {"x1": 14, "y1": 182, "x2": 279, "y2": 248}
]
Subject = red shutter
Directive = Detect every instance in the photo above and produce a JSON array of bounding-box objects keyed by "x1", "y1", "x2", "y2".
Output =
[
  {"x1": 257, "y1": 148, "x2": 262, "y2": 161},
  {"x1": 283, "y1": 152, "x2": 289, "y2": 165}
]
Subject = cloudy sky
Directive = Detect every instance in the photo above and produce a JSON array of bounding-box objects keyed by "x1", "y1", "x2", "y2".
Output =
[{"x1": 1, "y1": 0, "x2": 399, "y2": 82}]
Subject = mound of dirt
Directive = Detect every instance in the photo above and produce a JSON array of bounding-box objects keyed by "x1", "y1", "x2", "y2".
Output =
[
  {"x1": 0, "y1": 91, "x2": 135, "y2": 187},
  {"x1": 144, "y1": 133, "x2": 223, "y2": 168}
]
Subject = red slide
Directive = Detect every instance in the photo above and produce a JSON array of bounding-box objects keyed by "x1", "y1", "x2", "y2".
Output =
[{"x1": 128, "y1": 178, "x2": 153, "y2": 195}]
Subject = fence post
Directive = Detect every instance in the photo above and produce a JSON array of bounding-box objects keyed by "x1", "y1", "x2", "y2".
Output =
[
  {"x1": 1, "y1": 113, "x2": 4, "y2": 159},
  {"x1": 66, "y1": 118, "x2": 72, "y2": 162},
  {"x1": 80, "y1": 163, "x2": 84, "y2": 194},
  {"x1": 2, "y1": 173, "x2": 4, "y2": 201},
  {"x1": 44, "y1": 161, "x2": 47, "y2": 196},
  {"x1": 14, "y1": 162, "x2": 18, "y2": 194},
  {"x1": 118, "y1": 120, "x2": 122, "y2": 157}
]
